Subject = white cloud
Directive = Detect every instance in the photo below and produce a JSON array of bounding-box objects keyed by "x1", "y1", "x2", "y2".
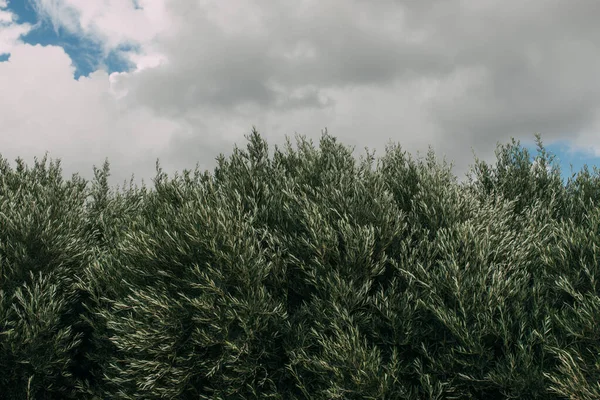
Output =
[
  {"x1": 5, "y1": 0, "x2": 600, "y2": 193},
  {"x1": 0, "y1": 3, "x2": 11, "y2": 23},
  {"x1": 29, "y1": 0, "x2": 171, "y2": 60},
  {"x1": 0, "y1": 43, "x2": 195, "y2": 191},
  {"x1": 0, "y1": 23, "x2": 29, "y2": 54},
  {"x1": 0, "y1": 1, "x2": 32, "y2": 54},
  {"x1": 30, "y1": 0, "x2": 80, "y2": 35}
]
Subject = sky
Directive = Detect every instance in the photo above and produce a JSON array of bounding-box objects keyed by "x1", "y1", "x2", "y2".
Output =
[{"x1": 2, "y1": 0, "x2": 600, "y2": 196}]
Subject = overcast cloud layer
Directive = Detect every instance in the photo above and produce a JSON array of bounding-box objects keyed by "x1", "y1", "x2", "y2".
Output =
[{"x1": 2, "y1": 0, "x2": 600, "y2": 195}]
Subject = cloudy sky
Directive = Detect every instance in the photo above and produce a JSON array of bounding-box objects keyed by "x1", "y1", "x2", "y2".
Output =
[{"x1": 2, "y1": 0, "x2": 600, "y2": 195}]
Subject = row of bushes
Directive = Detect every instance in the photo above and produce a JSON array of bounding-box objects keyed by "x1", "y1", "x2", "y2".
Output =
[{"x1": 0, "y1": 127, "x2": 599, "y2": 398}]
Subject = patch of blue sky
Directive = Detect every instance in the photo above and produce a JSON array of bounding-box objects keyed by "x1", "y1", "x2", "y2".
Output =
[
  {"x1": 4, "y1": 0, "x2": 136, "y2": 78},
  {"x1": 521, "y1": 139, "x2": 600, "y2": 187}
]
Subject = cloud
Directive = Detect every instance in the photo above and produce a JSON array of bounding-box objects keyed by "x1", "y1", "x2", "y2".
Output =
[
  {"x1": 4, "y1": 0, "x2": 600, "y2": 193},
  {"x1": 0, "y1": 2, "x2": 31, "y2": 54},
  {"x1": 0, "y1": 42, "x2": 197, "y2": 192},
  {"x1": 28, "y1": 0, "x2": 170, "y2": 66}
]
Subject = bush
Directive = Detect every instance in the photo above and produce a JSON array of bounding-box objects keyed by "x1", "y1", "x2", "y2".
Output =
[{"x1": 0, "y1": 128, "x2": 599, "y2": 399}]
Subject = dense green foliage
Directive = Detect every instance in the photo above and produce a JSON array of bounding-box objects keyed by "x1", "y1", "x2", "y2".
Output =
[{"x1": 0, "y1": 127, "x2": 599, "y2": 399}]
